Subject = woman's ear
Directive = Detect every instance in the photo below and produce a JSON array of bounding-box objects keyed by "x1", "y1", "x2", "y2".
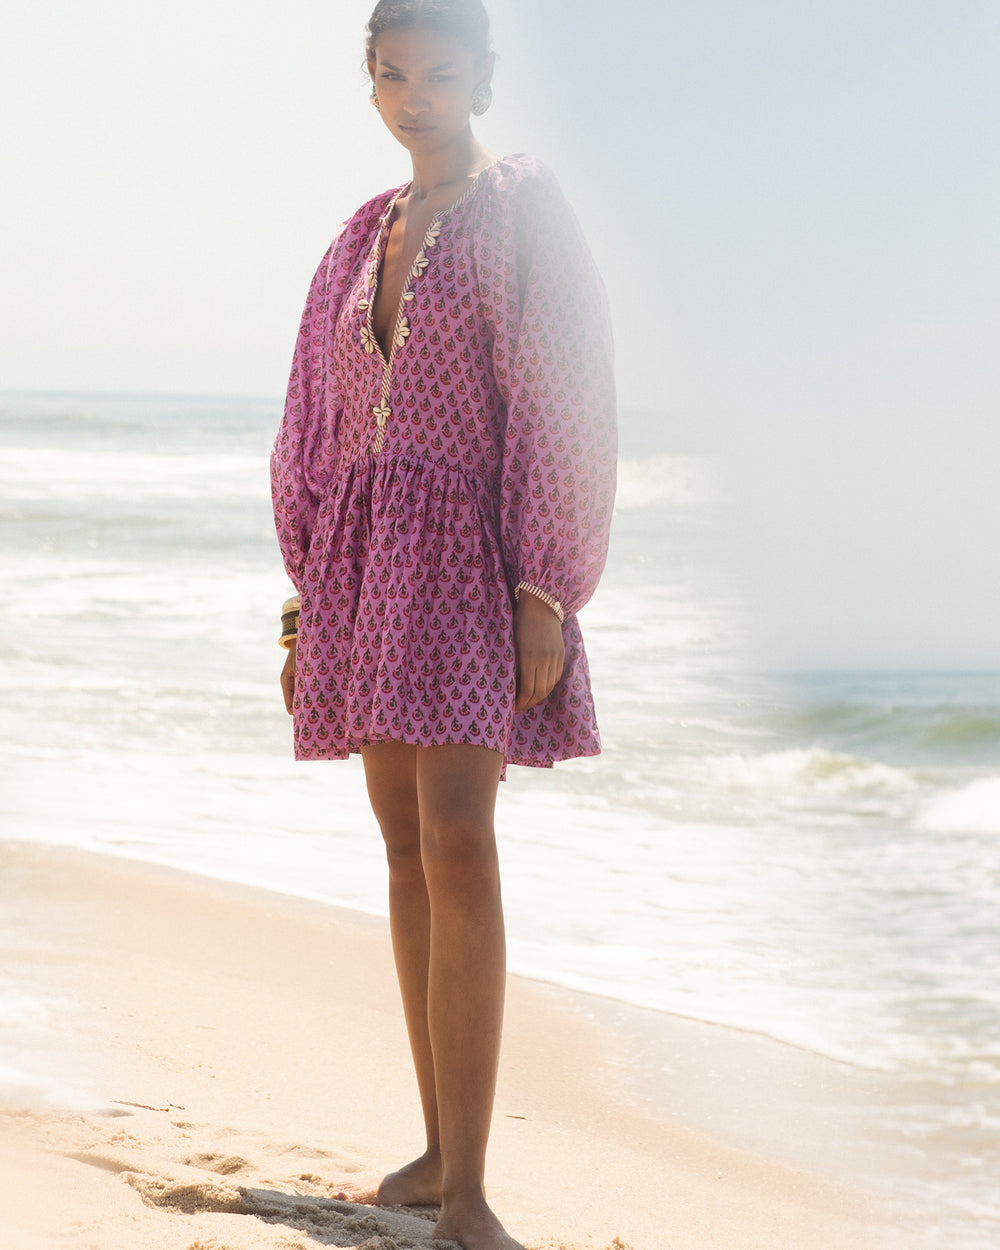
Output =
[{"x1": 366, "y1": 50, "x2": 377, "y2": 82}]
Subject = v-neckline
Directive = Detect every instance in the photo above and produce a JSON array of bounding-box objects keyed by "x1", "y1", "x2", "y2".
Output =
[
  {"x1": 367, "y1": 192, "x2": 439, "y2": 364},
  {"x1": 363, "y1": 159, "x2": 500, "y2": 367}
]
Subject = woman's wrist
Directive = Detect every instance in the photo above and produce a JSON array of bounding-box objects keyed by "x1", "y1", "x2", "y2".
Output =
[{"x1": 514, "y1": 581, "x2": 565, "y2": 625}]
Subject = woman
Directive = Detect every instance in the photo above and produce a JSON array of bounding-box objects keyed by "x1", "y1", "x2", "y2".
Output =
[{"x1": 271, "y1": 3, "x2": 616, "y2": 1247}]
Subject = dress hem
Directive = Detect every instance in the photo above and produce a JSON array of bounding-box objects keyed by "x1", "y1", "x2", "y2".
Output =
[{"x1": 291, "y1": 735, "x2": 601, "y2": 772}]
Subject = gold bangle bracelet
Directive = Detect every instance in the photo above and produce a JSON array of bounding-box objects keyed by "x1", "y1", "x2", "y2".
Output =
[{"x1": 514, "y1": 580, "x2": 565, "y2": 625}]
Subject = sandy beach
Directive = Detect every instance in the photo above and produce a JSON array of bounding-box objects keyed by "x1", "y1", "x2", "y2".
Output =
[{"x1": 0, "y1": 841, "x2": 903, "y2": 1249}]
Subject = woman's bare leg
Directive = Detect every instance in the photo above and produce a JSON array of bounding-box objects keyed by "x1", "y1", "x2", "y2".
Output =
[
  {"x1": 415, "y1": 744, "x2": 515, "y2": 1247},
  {"x1": 360, "y1": 742, "x2": 442, "y2": 1204},
  {"x1": 362, "y1": 741, "x2": 524, "y2": 1250}
]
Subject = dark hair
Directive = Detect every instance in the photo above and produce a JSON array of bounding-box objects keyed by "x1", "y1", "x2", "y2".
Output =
[{"x1": 366, "y1": 0, "x2": 491, "y2": 61}]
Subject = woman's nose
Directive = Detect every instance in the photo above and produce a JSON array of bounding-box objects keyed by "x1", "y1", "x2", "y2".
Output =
[{"x1": 401, "y1": 87, "x2": 430, "y2": 116}]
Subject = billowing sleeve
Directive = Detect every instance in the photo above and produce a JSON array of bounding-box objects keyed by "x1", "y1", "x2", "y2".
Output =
[
  {"x1": 270, "y1": 239, "x2": 340, "y2": 592},
  {"x1": 487, "y1": 162, "x2": 617, "y2": 619}
]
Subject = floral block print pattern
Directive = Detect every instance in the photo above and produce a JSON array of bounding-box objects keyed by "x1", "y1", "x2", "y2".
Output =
[{"x1": 271, "y1": 155, "x2": 617, "y2": 768}]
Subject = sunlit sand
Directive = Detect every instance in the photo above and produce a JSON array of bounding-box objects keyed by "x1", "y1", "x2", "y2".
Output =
[{"x1": 0, "y1": 843, "x2": 902, "y2": 1250}]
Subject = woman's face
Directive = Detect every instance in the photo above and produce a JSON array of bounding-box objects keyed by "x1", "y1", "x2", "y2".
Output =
[{"x1": 368, "y1": 27, "x2": 491, "y2": 155}]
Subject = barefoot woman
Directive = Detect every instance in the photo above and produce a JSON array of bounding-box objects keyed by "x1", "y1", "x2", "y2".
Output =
[{"x1": 271, "y1": 3, "x2": 616, "y2": 1245}]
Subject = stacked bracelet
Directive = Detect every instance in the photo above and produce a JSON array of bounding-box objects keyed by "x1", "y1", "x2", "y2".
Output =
[
  {"x1": 279, "y1": 594, "x2": 300, "y2": 650},
  {"x1": 514, "y1": 580, "x2": 565, "y2": 625}
]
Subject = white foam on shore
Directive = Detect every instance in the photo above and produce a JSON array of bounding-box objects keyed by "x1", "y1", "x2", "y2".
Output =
[
  {"x1": 918, "y1": 776, "x2": 1000, "y2": 835},
  {"x1": 704, "y1": 746, "x2": 922, "y2": 797}
]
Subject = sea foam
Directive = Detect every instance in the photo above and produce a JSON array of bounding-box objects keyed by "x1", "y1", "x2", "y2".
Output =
[{"x1": 918, "y1": 776, "x2": 1000, "y2": 836}]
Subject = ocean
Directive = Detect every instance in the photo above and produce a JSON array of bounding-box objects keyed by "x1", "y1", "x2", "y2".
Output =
[{"x1": 1, "y1": 390, "x2": 998, "y2": 1247}]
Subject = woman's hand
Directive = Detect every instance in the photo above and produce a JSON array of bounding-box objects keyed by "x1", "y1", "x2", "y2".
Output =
[
  {"x1": 514, "y1": 590, "x2": 565, "y2": 711},
  {"x1": 280, "y1": 639, "x2": 297, "y2": 715}
]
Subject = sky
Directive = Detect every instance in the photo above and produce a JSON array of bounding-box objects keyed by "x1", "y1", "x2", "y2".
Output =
[{"x1": 1, "y1": 1, "x2": 998, "y2": 668}]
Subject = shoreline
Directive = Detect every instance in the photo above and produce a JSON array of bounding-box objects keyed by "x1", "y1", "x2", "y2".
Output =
[
  {"x1": 1, "y1": 828, "x2": 882, "y2": 1091},
  {"x1": 0, "y1": 840, "x2": 904, "y2": 1249},
  {"x1": 0, "y1": 815, "x2": 887, "y2": 1076}
]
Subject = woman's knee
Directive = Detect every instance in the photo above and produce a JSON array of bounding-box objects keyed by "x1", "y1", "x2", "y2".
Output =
[
  {"x1": 420, "y1": 815, "x2": 501, "y2": 895},
  {"x1": 362, "y1": 742, "x2": 421, "y2": 859},
  {"x1": 380, "y1": 815, "x2": 423, "y2": 871},
  {"x1": 369, "y1": 795, "x2": 421, "y2": 864}
]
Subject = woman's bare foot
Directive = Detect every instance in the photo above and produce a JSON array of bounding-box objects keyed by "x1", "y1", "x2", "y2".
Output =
[
  {"x1": 327, "y1": 1149, "x2": 442, "y2": 1207},
  {"x1": 326, "y1": 1175, "x2": 380, "y2": 1204},
  {"x1": 434, "y1": 1191, "x2": 525, "y2": 1250},
  {"x1": 376, "y1": 1149, "x2": 443, "y2": 1207}
]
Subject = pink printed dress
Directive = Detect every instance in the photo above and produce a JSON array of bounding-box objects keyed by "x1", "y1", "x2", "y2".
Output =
[{"x1": 271, "y1": 154, "x2": 617, "y2": 768}]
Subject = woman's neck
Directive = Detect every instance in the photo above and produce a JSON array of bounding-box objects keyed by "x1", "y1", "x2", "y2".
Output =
[{"x1": 407, "y1": 132, "x2": 495, "y2": 204}]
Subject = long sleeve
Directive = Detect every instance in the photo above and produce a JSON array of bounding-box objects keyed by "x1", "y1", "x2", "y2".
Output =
[
  {"x1": 270, "y1": 240, "x2": 338, "y2": 592},
  {"x1": 486, "y1": 162, "x2": 617, "y2": 618}
]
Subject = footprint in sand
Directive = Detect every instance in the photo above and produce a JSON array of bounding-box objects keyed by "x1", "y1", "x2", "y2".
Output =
[
  {"x1": 182, "y1": 1151, "x2": 253, "y2": 1176},
  {"x1": 126, "y1": 1174, "x2": 461, "y2": 1246},
  {"x1": 125, "y1": 1174, "x2": 246, "y2": 1215}
]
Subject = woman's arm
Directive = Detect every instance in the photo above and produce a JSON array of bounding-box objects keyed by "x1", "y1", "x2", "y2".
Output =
[
  {"x1": 487, "y1": 160, "x2": 617, "y2": 685},
  {"x1": 271, "y1": 242, "x2": 338, "y2": 591}
]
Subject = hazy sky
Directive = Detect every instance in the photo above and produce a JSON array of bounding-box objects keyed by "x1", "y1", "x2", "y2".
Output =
[{"x1": 1, "y1": 1, "x2": 998, "y2": 668}]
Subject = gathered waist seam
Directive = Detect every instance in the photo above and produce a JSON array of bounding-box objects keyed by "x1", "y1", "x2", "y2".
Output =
[{"x1": 327, "y1": 450, "x2": 501, "y2": 495}]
